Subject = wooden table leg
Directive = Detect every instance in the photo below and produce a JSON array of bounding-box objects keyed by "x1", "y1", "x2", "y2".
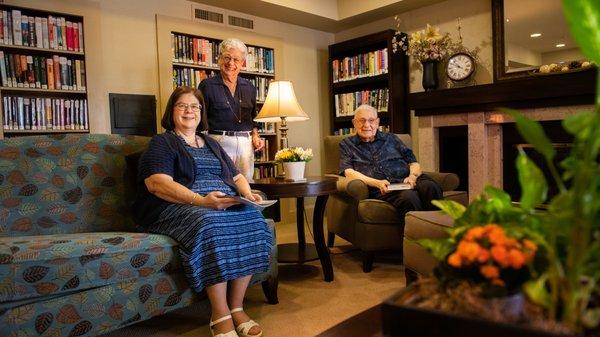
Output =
[
  {"x1": 313, "y1": 194, "x2": 333, "y2": 282},
  {"x1": 296, "y1": 197, "x2": 306, "y2": 261}
]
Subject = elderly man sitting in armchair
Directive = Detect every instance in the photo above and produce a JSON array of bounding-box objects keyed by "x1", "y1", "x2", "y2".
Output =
[{"x1": 339, "y1": 104, "x2": 443, "y2": 217}]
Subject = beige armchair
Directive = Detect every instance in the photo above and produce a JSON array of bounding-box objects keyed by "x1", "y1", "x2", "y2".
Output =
[{"x1": 323, "y1": 134, "x2": 467, "y2": 272}]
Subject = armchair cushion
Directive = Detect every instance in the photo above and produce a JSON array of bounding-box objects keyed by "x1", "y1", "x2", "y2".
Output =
[
  {"x1": 424, "y1": 171, "x2": 459, "y2": 192},
  {"x1": 357, "y1": 199, "x2": 401, "y2": 224},
  {"x1": 334, "y1": 176, "x2": 370, "y2": 200}
]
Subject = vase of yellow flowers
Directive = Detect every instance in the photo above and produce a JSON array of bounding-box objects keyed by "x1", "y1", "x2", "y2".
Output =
[
  {"x1": 394, "y1": 23, "x2": 452, "y2": 91},
  {"x1": 274, "y1": 147, "x2": 313, "y2": 181}
]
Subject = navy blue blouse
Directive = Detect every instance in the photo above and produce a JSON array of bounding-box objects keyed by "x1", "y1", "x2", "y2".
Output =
[
  {"x1": 339, "y1": 131, "x2": 417, "y2": 183},
  {"x1": 199, "y1": 74, "x2": 258, "y2": 132}
]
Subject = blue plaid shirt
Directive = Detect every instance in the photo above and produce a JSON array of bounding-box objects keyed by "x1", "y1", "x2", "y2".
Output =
[{"x1": 339, "y1": 132, "x2": 417, "y2": 183}]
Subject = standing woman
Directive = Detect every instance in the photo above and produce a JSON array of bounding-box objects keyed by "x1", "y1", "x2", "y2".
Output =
[
  {"x1": 134, "y1": 86, "x2": 268, "y2": 337},
  {"x1": 199, "y1": 38, "x2": 264, "y2": 180}
]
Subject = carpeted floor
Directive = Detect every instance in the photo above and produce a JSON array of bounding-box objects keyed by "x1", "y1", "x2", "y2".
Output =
[{"x1": 101, "y1": 217, "x2": 406, "y2": 337}]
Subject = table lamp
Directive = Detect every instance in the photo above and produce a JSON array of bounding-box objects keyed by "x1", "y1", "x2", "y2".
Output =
[{"x1": 254, "y1": 81, "x2": 309, "y2": 150}]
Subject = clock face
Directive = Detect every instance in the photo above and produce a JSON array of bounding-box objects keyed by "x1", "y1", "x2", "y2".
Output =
[{"x1": 446, "y1": 53, "x2": 475, "y2": 81}]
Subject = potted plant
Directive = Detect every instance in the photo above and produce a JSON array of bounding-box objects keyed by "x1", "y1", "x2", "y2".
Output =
[
  {"x1": 384, "y1": 1, "x2": 599, "y2": 336},
  {"x1": 274, "y1": 146, "x2": 313, "y2": 181},
  {"x1": 393, "y1": 23, "x2": 452, "y2": 91}
]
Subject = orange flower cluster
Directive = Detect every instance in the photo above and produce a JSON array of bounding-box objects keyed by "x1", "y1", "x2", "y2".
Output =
[{"x1": 447, "y1": 224, "x2": 537, "y2": 286}]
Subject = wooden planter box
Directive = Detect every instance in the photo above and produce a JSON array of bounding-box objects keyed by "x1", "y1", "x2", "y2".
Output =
[{"x1": 382, "y1": 284, "x2": 571, "y2": 337}]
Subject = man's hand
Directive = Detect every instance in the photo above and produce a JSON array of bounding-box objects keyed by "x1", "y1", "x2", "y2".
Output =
[
  {"x1": 403, "y1": 174, "x2": 418, "y2": 188},
  {"x1": 374, "y1": 179, "x2": 391, "y2": 194}
]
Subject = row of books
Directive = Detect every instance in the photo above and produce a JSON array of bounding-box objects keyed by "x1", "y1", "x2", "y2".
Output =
[
  {"x1": 334, "y1": 125, "x2": 390, "y2": 136},
  {"x1": 0, "y1": 51, "x2": 86, "y2": 90},
  {"x1": 334, "y1": 88, "x2": 389, "y2": 117},
  {"x1": 2, "y1": 96, "x2": 88, "y2": 131},
  {"x1": 172, "y1": 67, "x2": 271, "y2": 102},
  {"x1": 253, "y1": 163, "x2": 278, "y2": 179},
  {"x1": 254, "y1": 138, "x2": 272, "y2": 162},
  {"x1": 332, "y1": 48, "x2": 388, "y2": 83},
  {"x1": 0, "y1": 9, "x2": 83, "y2": 52},
  {"x1": 171, "y1": 33, "x2": 275, "y2": 74}
]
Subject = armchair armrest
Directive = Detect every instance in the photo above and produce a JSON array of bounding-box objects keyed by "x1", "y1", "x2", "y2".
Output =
[
  {"x1": 326, "y1": 174, "x2": 369, "y2": 200},
  {"x1": 423, "y1": 171, "x2": 459, "y2": 192}
]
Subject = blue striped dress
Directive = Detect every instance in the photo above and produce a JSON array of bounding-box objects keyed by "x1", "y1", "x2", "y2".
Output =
[{"x1": 147, "y1": 143, "x2": 273, "y2": 292}]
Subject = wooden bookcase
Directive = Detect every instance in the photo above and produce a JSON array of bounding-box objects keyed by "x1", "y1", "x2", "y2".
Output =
[
  {"x1": 169, "y1": 32, "x2": 278, "y2": 170},
  {"x1": 328, "y1": 29, "x2": 409, "y2": 135},
  {"x1": 0, "y1": 4, "x2": 89, "y2": 139}
]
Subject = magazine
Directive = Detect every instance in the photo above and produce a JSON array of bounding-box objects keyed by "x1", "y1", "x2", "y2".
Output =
[
  {"x1": 388, "y1": 183, "x2": 412, "y2": 191},
  {"x1": 233, "y1": 196, "x2": 278, "y2": 210}
]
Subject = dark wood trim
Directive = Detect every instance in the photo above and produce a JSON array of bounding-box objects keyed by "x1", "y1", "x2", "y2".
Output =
[{"x1": 409, "y1": 68, "x2": 596, "y2": 116}]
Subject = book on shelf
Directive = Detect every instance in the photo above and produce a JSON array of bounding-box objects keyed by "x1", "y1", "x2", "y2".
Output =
[
  {"x1": 334, "y1": 88, "x2": 389, "y2": 117},
  {"x1": 1, "y1": 9, "x2": 83, "y2": 52},
  {"x1": 331, "y1": 48, "x2": 388, "y2": 83},
  {"x1": 2, "y1": 95, "x2": 88, "y2": 131},
  {"x1": 388, "y1": 183, "x2": 412, "y2": 191},
  {"x1": 0, "y1": 52, "x2": 85, "y2": 90}
]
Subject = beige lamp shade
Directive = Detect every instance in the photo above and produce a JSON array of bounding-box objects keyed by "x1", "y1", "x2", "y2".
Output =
[{"x1": 254, "y1": 81, "x2": 309, "y2": 122}]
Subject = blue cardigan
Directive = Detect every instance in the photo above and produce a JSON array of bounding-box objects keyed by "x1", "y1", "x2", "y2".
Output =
[{"x1": 133, "y1": 131, "x2": 239, "y2": 226}]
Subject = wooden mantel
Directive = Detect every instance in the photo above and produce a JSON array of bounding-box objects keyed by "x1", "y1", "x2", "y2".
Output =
[
  {"x1": 408, "y1": 68, "x2": 597, "y2": 116},
  {"x1": 408, "y1": 68, "x2": 597, "y2": 201}
]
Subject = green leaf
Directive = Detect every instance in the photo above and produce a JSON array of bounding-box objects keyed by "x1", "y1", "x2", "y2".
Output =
[
  {"x1": 501, "y1": 108, "x2": 555, "y2": 163},
  {"x1": 432, "y1": 199, "x2": 466, "y2": 219},
  {"x1": 517, "y1": 151, "x2": 548, "y2": 210},
  {"x1": 414, "y1": 238, "x2": 455, "y2": 261},
  {"x1": 523, "y1": 273, "x2": 551, "y2": 308},
  {"x1": 563, "y1": 0, "x2": 600, "y2": 66},
  {"x1": 562, "y1": 111, "x2": 594, "y2": 139},
  {"x1": 483, "y1": 185, "x2": 513, "y2": 210}
]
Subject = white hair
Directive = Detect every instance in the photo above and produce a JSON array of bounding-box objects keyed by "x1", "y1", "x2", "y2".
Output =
[
  {"x1": 219, "y1": 38, "x2": 248, "y2": 58},
  {"x1": 354, "y1": 104, "x2": 378, "y2": 116}
]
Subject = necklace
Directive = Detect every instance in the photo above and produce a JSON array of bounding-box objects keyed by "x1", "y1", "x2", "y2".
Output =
[
  {"x1": 223, "y1": 86, "x2": 242, "y2": 124},
  {"x1": 176, "y1": 131, "x2": 200, "y2": 148}
]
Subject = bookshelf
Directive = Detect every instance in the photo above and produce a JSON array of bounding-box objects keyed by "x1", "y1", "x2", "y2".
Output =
[
  {"x1": 0, "y1": 4, "x2": 89, "y2": 139},
  {"x1": 328, "y1": 29, "x2": 409, "y2": 135},
  {"x1": 169, "y1": 31, "x2": 279, "y2": 177}
]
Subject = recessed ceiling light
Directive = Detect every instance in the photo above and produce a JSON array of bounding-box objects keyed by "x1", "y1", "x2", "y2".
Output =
[
  {"x1": 506, "y1": 18, "x2": 510, "y2": 22},
  {"x1": 530, "y1": 33, "x2": 542, "y2": 37},
  {"x1": 556, "y1": 43, "x2": 565, "y2": 48}
]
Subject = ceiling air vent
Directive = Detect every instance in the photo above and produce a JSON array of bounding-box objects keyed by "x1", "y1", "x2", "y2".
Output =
[
  {"x1": 194, "y1": 8, "x2": 223, "y2": 24},
  {"x1": 228, "y1": 15, "x2": 254, "y2": 29}
]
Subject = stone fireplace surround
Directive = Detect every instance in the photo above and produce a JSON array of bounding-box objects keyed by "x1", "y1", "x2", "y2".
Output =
[
  {"x1": 417, "y1": 105, "x2": 594, "y2": 201},
  {"x1": 407, "y1": 69, "x2": 597, "y2": 202}
]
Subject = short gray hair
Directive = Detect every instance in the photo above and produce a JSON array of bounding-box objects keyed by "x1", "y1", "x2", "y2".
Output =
[
  {"x1": 219, "y1": 38, "x2": 248, "y2": 58},
  {"x1": 354, "y1": 104, "x2": 378, "y2": 116}
]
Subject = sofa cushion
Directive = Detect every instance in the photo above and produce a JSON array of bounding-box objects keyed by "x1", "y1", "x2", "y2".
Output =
[
  {"x1": 0, "y1": 134, "x2": 149, "y2": 237},
  {"x1": 0, "y1": 232, "x2": 179, "y2": 304}
]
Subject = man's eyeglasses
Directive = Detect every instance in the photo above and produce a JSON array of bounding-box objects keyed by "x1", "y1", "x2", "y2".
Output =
[
  {"x1": 174, "y1": 103, "x2": 201, "y2": 112},
  {"x1": 354, "y1": 118, "x2": 378, "y2": 125},
  {"x1": 221, "y1": 55, "x2": 244, "y2": 65}
]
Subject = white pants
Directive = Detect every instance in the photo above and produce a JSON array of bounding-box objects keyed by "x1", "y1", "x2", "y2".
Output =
[{"x1": 208, "y1": 134, "x2": 254, "y2": 180}]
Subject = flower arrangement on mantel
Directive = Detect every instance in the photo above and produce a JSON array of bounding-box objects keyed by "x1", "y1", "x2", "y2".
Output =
[
  {"x1": 407, "y1": 0, "x2": 600, "y2": 335},
  {"x1": 392, "y1": 22, "x2": 453, "y2": 62},
  {"x1": 274, "y1": 147, "x2": 313, "y2": 162}
]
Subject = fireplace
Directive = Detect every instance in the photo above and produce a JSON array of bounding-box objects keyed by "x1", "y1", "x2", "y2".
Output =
[{"x1": 502, "y1": 121, "x2": 573, "y2": 200}]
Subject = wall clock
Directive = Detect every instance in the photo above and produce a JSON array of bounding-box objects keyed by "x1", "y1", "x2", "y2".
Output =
[{"x1": 446, "y1": 52, "x2": 475, "y2": 82}]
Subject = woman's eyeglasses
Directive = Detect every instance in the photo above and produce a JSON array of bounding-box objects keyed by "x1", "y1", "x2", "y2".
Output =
[{"x1": 174, "y1": 103, "x2": 201, "y2": 112}]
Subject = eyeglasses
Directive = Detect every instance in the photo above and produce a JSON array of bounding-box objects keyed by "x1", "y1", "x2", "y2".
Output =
[
  {"x1": 174, "y1": 103, "x2": 201, "y2": 112},
  {"x1": 354, "y1": 118, "x2": 379, "y2": 125},
  {"x1": 221, "y1": 55, "x2": 244, "y2": 65}
]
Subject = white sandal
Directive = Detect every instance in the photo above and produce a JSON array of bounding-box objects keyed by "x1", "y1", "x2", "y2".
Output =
[
  {"x1": 231, "y1": 308, "x2": 263, "y2": 337},
  {"x1": 209, "y1": 314, "x2": 239, "y2": 337}
]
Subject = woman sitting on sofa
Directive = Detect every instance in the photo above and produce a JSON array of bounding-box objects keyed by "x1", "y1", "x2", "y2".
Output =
[{"x1": 133, "y1": 86, "x2": 270, "y2": 337}]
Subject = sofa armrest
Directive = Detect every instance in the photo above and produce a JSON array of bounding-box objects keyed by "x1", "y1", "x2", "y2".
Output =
[
  {"x1": 423, "y1": 171, "x2": 459, "y2": 192},
  {"x1": 326, "y1": 175, "x2": 369, "y2": 200}
]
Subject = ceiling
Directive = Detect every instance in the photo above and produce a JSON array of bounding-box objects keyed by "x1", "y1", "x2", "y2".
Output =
[
  {"x1": 504, "y1": 0, "x2": 575, "y2": 53},
  {"x1": 189, "y1": 0, "x2": 446, "y2": 32}
]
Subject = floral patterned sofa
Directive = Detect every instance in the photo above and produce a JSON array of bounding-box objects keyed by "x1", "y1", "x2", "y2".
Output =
[{"x1": 0, "y1": 134, "x2": 278, "y2": 337}]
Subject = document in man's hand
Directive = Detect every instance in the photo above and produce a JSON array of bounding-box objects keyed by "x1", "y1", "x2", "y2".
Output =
[
  {"x1": 234, "y1": 196, "x2": 278, "y2": 210},
  {"x1": 388, "y1": 183, "x2": 412, "y2": 191}
]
